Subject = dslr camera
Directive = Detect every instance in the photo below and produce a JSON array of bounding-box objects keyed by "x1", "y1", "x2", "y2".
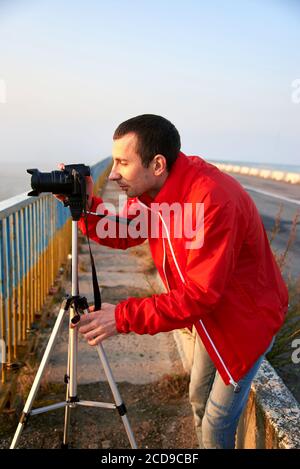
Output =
[{"x1": 27, "y1": 164, "x2": 91, "y2": 220}]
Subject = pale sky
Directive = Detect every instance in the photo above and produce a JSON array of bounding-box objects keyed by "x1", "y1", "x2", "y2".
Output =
[{"x1": 0, "y1": 0, "x2": 299, "y2": 173}]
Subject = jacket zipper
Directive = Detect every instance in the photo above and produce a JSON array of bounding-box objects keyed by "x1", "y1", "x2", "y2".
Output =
[
  {"x1": 138, "y1": 200, "x2": 240, "y2": 391},
  {"x1": 199, "y1": 320, "x2": 240, "y2": 391}
]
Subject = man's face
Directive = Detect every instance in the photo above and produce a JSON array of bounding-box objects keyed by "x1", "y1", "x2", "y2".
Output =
[{"x1": 109, "y1": 133, "x2": 158, "y2": 198}]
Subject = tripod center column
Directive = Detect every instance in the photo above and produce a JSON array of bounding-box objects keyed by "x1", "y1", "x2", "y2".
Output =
[{"x1": 69, "y1": 220, "x2": 79, "y2": 398}]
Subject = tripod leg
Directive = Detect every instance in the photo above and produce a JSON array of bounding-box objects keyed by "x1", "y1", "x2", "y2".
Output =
[
  {"x1": 95, "y1": 343, "x2": 137, "y2": 449},
  {"x1": 10, "y1": 305, "x2": 67, "y2": 449},
  {"x1": 62, "y1": 336, "x2": 71, "y2": 447},
  {"x1": 62, "y1": 306, "x2": 78, "y2": 447}
]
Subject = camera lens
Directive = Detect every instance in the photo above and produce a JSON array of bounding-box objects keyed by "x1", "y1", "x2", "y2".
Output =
[{"x1": 27, "y1": 169, "x2": 73, "y2": 195}]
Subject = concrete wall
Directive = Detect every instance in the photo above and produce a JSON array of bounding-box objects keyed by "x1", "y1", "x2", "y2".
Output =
[{"x1": 209, "y1": 162, "x2": 300, "y2": 184}]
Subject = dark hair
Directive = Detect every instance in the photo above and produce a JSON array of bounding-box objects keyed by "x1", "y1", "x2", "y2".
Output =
[{"x1": 113, "y1": 114, "x2": 181, "y2": 172}]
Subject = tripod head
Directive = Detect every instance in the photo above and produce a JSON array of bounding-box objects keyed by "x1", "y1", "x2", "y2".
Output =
[{"x1": 64, "y1": 195, "x2": 86, "y2": 221}]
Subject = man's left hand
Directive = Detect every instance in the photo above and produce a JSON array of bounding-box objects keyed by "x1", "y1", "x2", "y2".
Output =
[{"x1": 71, "y1": 303, "x2": 118, "y2": 346}]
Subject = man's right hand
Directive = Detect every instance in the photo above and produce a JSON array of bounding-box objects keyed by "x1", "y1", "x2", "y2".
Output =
[{"x1": 53, "y1": 163, "x2": 94, "y2": 210}]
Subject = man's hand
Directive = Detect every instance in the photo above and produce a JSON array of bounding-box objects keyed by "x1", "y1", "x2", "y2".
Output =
[
  {"x1": 53, "y1": 163, "x2": 94, "y2": 210},
  {"x1": 71, "y1": 303, "x2": 118, "y2": 346}
]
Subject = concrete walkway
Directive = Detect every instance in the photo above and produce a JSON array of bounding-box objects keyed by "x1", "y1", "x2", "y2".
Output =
[{"x1": 46, "y1": 181, "x2": 184, "y2": 385}]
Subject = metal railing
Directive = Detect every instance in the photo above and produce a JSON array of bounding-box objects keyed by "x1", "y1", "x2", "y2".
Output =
[{"x1": 0, "y1": 157, "x2": 111, "y2": 383}]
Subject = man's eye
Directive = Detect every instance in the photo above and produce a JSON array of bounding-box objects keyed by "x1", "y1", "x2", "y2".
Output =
[{"x1": 120, "y1": 162, "x2": 128, "y2": 166}]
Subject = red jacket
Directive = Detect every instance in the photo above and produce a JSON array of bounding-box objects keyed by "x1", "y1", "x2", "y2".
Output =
[{"x1": 79, "y1": 152, "x2": 288, "y2": 388}]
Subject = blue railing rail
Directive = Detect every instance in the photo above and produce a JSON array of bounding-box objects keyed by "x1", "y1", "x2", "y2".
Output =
[{"x1": 0, "y1": 157, "x2": 111, "y2": 383}]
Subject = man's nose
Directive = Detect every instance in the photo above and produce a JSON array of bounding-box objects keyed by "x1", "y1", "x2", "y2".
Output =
[{"x1": 108, "y1": 168, "x2": 121, "y2": 181}]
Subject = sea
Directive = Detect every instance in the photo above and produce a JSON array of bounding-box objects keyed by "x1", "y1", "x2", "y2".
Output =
[{"x1": 0, "y1": 160, "x2": 300, "y2": 204}]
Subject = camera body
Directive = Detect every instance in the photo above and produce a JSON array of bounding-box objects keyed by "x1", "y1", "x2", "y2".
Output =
[
  {"x1": 27, "y1": 163, "x2": 91, "y2": 220},
  {"x1": 27, "y1": 164, "x2": 90, "y2": 197}
]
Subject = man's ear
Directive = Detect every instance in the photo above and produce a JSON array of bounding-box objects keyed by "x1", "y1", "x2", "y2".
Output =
[{"x1": 152, "y1": 154, "x2": 167, "y2": 176}]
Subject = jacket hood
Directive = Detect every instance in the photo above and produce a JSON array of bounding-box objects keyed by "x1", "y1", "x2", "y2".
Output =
[{"x1": 138, "y1": 151, "x2": 206, "y2": 207}]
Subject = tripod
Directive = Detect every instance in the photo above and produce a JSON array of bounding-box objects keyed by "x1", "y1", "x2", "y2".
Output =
[{"x1": 10, "y1": 220, "x2": 137, "y2": 449}]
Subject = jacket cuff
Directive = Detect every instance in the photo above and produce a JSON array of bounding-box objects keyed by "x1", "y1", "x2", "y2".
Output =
[
  {"x1": 89, "y1": 195, "x2": 102, "y2": 213},
  {"x1": 115, "y1": 302, "x2": 130, "y2": 334}
]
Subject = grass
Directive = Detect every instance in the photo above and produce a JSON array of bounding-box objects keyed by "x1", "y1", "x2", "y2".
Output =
[
  {"x1": 267, "y1": 207, "x2": 300, "y2": 369},
  {"x1": 267, "y1": 279, "x2": 300, "y2": 367},
  {"x1": 16, "y1": 362, "x2": 64, "y2": 401},
  {"x1": 153, "y1": 373, "x2": 190, "y2": 402}
]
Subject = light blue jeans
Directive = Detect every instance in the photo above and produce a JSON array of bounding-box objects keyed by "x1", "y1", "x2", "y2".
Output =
[{"x1": 189, "y1": 333, "x2": 274, "y2": 449}]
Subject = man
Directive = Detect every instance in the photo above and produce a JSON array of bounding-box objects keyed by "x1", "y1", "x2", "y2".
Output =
[{"x1": 67, "y1": 114, "x2": 288, "y2": 448}]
